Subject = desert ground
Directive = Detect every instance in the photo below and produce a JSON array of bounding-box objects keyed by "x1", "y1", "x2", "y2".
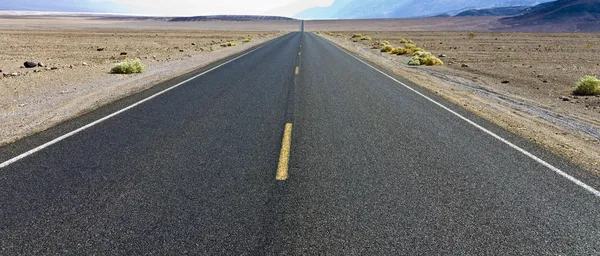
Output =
[
  {"x1": 0, "y1": 17, "x2": 297, "y2": 145},
  {"x1": 316, "y1": 30, "x2": 600, "y2": 173}
]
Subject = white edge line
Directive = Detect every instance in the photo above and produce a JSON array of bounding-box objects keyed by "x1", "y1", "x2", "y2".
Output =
[
  {"x1": 0, "y1": 41, "x2": 271, "y2": 169},
  {"x1": 320, "y1": 35, "x2": 600, "y2": 198}
]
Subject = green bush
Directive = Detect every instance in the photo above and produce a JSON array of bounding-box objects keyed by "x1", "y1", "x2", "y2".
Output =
[
  {"x1": 391, "y1": 47, "x2": 405, "y2": 55},
  {"x1": 352, "y1": 33, "x2": 363, "y2": 38},
  {"x1": 408, "y1": 51, "x2": 443, "y2": 66},
  {"x1": 111, "y1": 59, "x2": 145, "y2": 74},
  {"x1": 361, "y1": 36, "x2": 372, "y2": 41},
  {"x1": 381, "y1": 45, "x2": 393, "y2": 53},
  {"x1": 573, "y1": 75, "x2": 600, "y2": 95},
  {"x1": 399, "y1": 38, "x2": 413, "y2": 44},
  {"x1": 242, "y1": 37, "x2": 253, "y2": 43},
  {"x1": 381, "y1": 40, "x2": 390, "y2": 46}
]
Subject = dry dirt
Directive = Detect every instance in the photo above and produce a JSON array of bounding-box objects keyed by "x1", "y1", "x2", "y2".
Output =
[
  {"x1": 317, "y1": 31, "x2": 600, "y2": 174},
  {"x1": 0, "y1": 24, "x2": 290, "y2": 145}
]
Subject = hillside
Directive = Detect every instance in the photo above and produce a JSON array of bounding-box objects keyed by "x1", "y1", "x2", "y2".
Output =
[
  {"x1": 295, "y1": 0, "x2": 554, "y2": 19},
  {"x1": 502, "y1": 0, "x2": 600, "y2": 23},
  {"x1": 456, "y1": 6, "x2": 531, "y2": 16},
  {"x1": 0, "y1": 0, "x2": 128, "y2": 13},
  {"x1": 169, "y1": 15, "x2": 294, "y2": 22}
]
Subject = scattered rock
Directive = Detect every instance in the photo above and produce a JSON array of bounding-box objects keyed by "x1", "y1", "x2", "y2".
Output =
[
  {"x1": 50, "y1": 67, "x2": 58, "y2": 70},
  {"x1": 97, "y1": 48, "x2": 105, "y2": 51},
  {"x1": 11, "y1": 73, "x2": 19, "y2": 76},
  {"x1": 439, "y1": 54, "x2": 446, "y2": 58},
  {"x1": 461, "y1": 64, "x2": 469, "y2": 68},
  {"x1": 24, "y1": 61, "x2": 37, "y2": 68},
  {"x1": 20, "y1": 66, "x2": 25, "y2": 69},
  {"x1": 33, "y1": 69, "x2": 39, "y2": 73},
  {"x1": 120, "y1": 52, "x2": 128, "y2": 56},
  {"x1": 46, "y1": 67, "x2": 51, "y2": 71},
  {"x1": 560, "y1": 96, "x2": 571, "y2": 102},
  {"x1": 191, "y1": 43, "x2": 196, "y2": 45},
  {"x1": 179, "y1": 49, "x2": 184, "y2": 52},
  {"x1": 37, "y1": 62, "x2": 45, "y2": 67},
  {"x1": 69, "y1": 65, "x2": 74, "y2": 69},
  {"x1": 501, "y1": 80, "x2": 510, "y2": 84},
  {"x1": 543, "y1": 80, "x2": 548, "y2": 83},
  {"x1": 18, "y1": 103, "x2": 27, "y2": 108},
  {"x1": 82, "y1": 62, "x2": 88, "y2": 66}
]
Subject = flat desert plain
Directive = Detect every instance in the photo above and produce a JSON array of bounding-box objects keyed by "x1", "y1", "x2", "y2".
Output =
[
  {"x1": 317, "y1": 30, "x2": 600, "y2": 173},
  {"x1": 0, "y1": 16, "x2": 297, "y2": 145}
]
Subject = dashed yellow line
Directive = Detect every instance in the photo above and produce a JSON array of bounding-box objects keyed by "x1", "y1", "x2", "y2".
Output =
[
  {"x1": 295, "y1": 66, "x2": 299, "y2": 75},
  {"x1": 276, "y1": 123, "x2": 293, "y2": 181}
]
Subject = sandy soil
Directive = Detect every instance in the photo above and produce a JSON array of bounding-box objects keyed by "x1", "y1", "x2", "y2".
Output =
[
  {"x1": 318, "y1": 31, "x2": 600, "y2": 174},
  {"x1": 0, "y1": 28, "x2": 287, "y2": 145}
]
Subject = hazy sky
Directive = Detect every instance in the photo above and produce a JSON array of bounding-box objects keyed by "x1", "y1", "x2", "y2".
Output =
[{"x1": 96, "y1": 0, "x2": 334, "y2": 16}]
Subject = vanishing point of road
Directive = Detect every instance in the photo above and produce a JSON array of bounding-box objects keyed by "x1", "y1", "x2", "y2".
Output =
[{"x1": 1, "y1": 31, "x2": 599, "y2": 254}]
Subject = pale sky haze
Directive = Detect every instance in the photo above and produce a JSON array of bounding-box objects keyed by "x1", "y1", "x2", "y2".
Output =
[{"x1": 95, "y1": 0, "x2": 335, "y2": 17}]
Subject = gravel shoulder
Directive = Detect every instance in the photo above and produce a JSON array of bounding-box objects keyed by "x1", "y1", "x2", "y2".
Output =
[
  {"x1": 318, "y1": 32, "x2": 600, "y2": 174},
  {"x1": 0, "y1": 29, "x2": 287, "y2": 145}
]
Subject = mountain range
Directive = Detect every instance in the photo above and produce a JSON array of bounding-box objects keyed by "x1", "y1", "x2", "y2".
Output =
[{"x1": 295, "y1": 0, "x2": 555, "y2": 19}]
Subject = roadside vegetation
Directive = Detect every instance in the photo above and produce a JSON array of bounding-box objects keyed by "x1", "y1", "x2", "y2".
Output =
[
  {"x1": 111, "y1": 59, "x2": 145, "y2": 74},
  {"x1": 319, "y1": 32, "x2": 442, "y2": 67},
  {"x1": 221, "y1": 41, "x2": 237, "y2": 47},
  {"x1": 574, "y1": 75, "x2": 600, "y2": 96},
  {"x1": 242, "y1": 36, "x2": 253, "y2": 43}
]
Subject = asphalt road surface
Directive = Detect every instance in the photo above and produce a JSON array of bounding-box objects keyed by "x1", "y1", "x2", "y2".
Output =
[{"x1": 1, "y1": 32, "x2": 599, "y2": 255}]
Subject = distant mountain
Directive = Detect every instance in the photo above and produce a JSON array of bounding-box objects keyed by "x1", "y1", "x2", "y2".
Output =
[
  {"x1": 169, "y1": 15, "x2": 295, "y2": 22},
  {"x1": 295, "y1": 0, "x2": 554, "y2": 19},
  {"x1": 456, "y1": 6, "x2": 532, "y2": 16},
  {"x1": 501, "y1": 0, "x2": 600, "y2": 24},
  {"x1": 0, "y1": 0, "x2": 128, "y2": 13}
]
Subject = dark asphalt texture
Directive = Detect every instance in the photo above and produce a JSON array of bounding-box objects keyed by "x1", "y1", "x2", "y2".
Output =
[{"x1": 1, "y1": 32, "x2": 600, "y2": 255}]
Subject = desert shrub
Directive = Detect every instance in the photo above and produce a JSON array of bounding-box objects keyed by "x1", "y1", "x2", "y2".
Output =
[
  {"x1": 399, "y1": 38, "x2": 414, "y2": 44},
  {"x1": 391, "y1": 47, "x2": 405, "y2": 54},
  {"x1": 573, "y1": 75, "x2": 600, "y2": 95},
  {"x1": 381, "y1": 40, "x2": 390, "y2": 46},
  {"x1": 408, "y1": 51, "x2": 443, "y2": 66},
  {"x1": 221, "y1": 41, "x2": 237, "y2": 47},
  {"x1": 468, "y1": 32, "x2": 477, "y2": 39},
  {"x1": 210, "y1": 46, "x2": 215, "y2": 51},
  {"x1": 361, "y1": 36, "x2": 372, "y2": 41},
  {"x1": 381, "y1": 45, "x2": 393, "y2": 53},
  {"x1": 371, "y1": 45, "x2": 380, "y2": 49},
  {"x1": 352, "y1": 33, "x2": 363, "y2": 38},
  {"x1": 242, "y1": 37, "x2": 253, "y2": 43},
  {"x1": 111, "y1": 59, "x2": 145, "y2": 74},
  {"x1": 584, "y1": 43, "x2": 594, "y2": 49}
]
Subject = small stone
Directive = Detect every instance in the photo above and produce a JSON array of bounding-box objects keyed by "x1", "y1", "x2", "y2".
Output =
[
  {"x1": 191, "y1": 43, "x2": 196, "y2": 45},
  {"x1": 97, "y1": 48, "x2": 105, "y2": 51},
  {"x1": 46, "y1": 67, "x2": 51, "y2": 70},
  {"x1": 152, "y1": 55, "x2": 157, "y2": 59},
  {"x1": 69, "y1": 65, "x2": 74, "y2": 69},
  {"x1": 37, "y1": 62, "x2": 45, "y2": 67},
  {"x1": 24, "y1": 61, "x2": 37, "y2": 68},
  {"x1": 51, "y1": 67, "x2": 58, "y2": 70},
  {"x1": 11, "y1": 73, "x2": 19, "y2": 76},
  {"x1": 461, "y1": 64, "x2": 469, "y2": 68},
  {"x1": 179, "y1": 49, "x2": 184, "y2": 52},
  {"x1": 18, "y1": 103, "x2": 26, "y2": 107},
  {"x1": 543, "y1": 80, "x2": 548, "y2": 83},
  {"x1": 439, "y1": 54, "x2": 446, "y2": 58},
  {"x1": 82, "y1": 62, "x2": 88, "y2": 66},
  {"x1": 33, "y1": 69, "x2": 39, "y2": 73},
  {"x1": 560, "y1": 96, "x2": 571, "y2": 102},
  {"x1": 120, "y1": 52, "x2": 128, "y2": 56},
  {"x1": 501, "y1": 80, "x2": 510, "y2": 84}
]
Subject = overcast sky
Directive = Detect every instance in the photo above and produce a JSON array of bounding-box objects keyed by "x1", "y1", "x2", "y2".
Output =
[{"x1": 94, "y1": 0, "x2": 334, "y2": 17}]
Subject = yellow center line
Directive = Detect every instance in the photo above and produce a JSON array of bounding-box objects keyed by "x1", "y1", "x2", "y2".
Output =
[
  {"x1": 276, "y1": 123, "x2": 293, "y2": 181},
  {"x1": 295, "y1": 66, "x2": 299, "y2": 75}
]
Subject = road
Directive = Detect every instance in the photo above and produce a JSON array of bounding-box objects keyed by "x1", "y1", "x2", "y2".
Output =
[{"x1": 1, "y1": 32, "x2": 600, "y2": 254}]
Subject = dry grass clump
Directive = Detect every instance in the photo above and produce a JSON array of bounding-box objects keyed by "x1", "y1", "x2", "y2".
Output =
[
  {"x1": 573, "y1": 75, "x2": 600, "y2": 95},
  {"x1": 381, "y1": 45, "x2": 393, "y2": 53},
  {"x1": 408, "y1": 51, "x2": 443, "y2": 66},
  {"x1": 381, "y1": 40, "x2": 390, "y2": 46},
  {"x1": 399, "y1": 38, "x2": 414, "y2": 44},
  {"x1": 111, "y1": 59, "x2": 146, "y2": 74},
  {"x1": 352, "y1": 33, "x2": 363, "y2": 38},
  {"x1": 242, "y1": 36, "x2": 253, "y2": 43},
  {"x1": 361, "y1": 36, "x2": 372, "y2": 41},
  {"x1": 221, "y1": 41, "x2": 237, "y2": 47},
  {"x1": 468, "y1": 32, "x2": 477, "y2": 39}
]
